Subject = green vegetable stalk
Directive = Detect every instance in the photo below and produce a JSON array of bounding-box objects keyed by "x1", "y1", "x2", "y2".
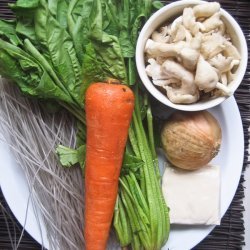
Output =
[
  {"x1": 114, "y1": 89, "x2": 170, "y2": 249},
  {"x1": 0, "y1": 0, "x2": 170, "y2": 249}
]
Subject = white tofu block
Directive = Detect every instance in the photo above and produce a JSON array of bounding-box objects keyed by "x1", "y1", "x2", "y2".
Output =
[{"x1": 162, "y1": 164, "x2": 220, "y2": 225}]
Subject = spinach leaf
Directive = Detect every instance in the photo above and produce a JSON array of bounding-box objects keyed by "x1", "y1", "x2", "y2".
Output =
[
  {"x1": 105, "y1": 1, "x2": 134, "y2": 58},
  {"x1": 10, "y1": 0, "x2": 39, "y2": 10},
  {"x1": 46, "y1": 16, "x2": 83, "y2": 106},
  {"x1": 16, "y1": 17, "x2": 37, "y2": 42},
  {"x1": 0, "y1": 39, "x2": 73, "y2": 104},
  {"x1": 100, "y1": 0, "x2": 157, "y2": 86},
  {"x1": 47, "y1": 0, "x2": 69, "y2": 29},
  {"x1": 56, "y1": 0, "x2": 69, "y2": 29},
  {"x1": 152, "y1": 1, "x2": 164, "y2": 9},
  {"x1": 7, "y1": 0, "x2": 38, "y2": 44},
  {"x1": 34, "y1": 0, "x2": 83, "y2": 107},
  {"x1": 82, "y1": 0, "x2": 127, "y2": 86},
  {"x1": 81, "y1": 43, "x2": 109, "y2": 92},
  {"x1": 33, "y1": 0, "x2": 49, "y2": 47},
  {"x1": 67, "y1": 0, "x2": 93, "y2": 63},
  {"x1": 56, "y1": 144, "x2": 86, "y2": 169},
  {"x1": 90, "y1": 32, "x2": 127, "y2": 83},
  {"x1": 9, "y1": 0, "x2": 39, "y2": 18},
  {"x1": 0, "y1": 20, "x2": 22, "y2": 46}
]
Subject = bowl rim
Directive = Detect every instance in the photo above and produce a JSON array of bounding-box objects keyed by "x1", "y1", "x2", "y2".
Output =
[{"x1": 136, "y1": 0, "x2": 248, "y2": 111}]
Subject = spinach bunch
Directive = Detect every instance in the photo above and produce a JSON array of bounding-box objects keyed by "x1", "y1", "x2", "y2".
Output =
[{"x1": 0, "y1": 1, "x2": 170, "y2": 249}]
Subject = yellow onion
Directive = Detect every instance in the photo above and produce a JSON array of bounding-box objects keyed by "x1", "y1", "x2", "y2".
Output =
[{"x1": 161, "y1": 111, "x2": 222, "y2": 170}]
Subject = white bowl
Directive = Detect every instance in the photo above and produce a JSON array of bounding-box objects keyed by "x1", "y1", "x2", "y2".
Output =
[{"x1": 136, "y1": 0, "x2": 248, "y2": 111}]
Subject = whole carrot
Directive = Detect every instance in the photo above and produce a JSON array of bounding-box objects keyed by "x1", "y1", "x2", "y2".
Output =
[{"x1": 84, "y1": 82, "x2": 134, "y2": 250}]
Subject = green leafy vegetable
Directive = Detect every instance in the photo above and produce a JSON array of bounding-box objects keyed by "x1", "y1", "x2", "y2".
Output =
[
  {"x1": 152, "y1": 1, "x2": 164, "y2": 9},
  {"x1": 46, "y1": 16, "x2": 83, "y2": 106},
  {"x1": 0, "y1": 38, "x2": 73, "y2": 103},
  {"x1": 0, "y1": 20, "x2": 22, "y2": 46},
  {"x1": 114, "y1": 89, "x2": 170, "y2": 249},
  {"x1": 67, "y1": 0, "x2": 93, "y2": 63},
  {"x1": 10, "y1": 0, "x2": 39, "y2": 11},
  {"x1": 56, "y1": 144, "x2": 85, "y2": 169},
  {"x1": 0, "y1": 0, "x2": 170, "y2": 249},
  {"x1": 114, "y1": 195, "x2": 132, "y2": 247},
  {"x1": 16, "y1": 17, "x2": 37, "y2": 42},
  {"x1": 121, "y1": 153, "x2": 144, "y2": 176},
  {"x1": 84, "y1": 0, "x2": 128, "y2": 85},
  {"x1": 34, "y1": 0, "x2": 84, "y2": 107}
]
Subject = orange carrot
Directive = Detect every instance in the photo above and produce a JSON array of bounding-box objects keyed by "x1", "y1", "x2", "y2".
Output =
[{"x1": 84, "y1": 82, "x2": 134, "y2": 250}]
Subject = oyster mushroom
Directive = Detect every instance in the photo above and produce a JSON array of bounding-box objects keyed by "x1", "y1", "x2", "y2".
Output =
[
  {"x1": 145, "y1": 58, "x2": 169, "y2": 80},
  {"x1": 209, "y1": 53, "x2": 239, "y2": 73},
  {"x1": 153, "y1": 78, "x2": 181, "y2": 87},
  {"x1": 145, "y1": 39, "x2": 200, "y2": 71},
  {"x1": 201, "y1": 12, "x2": 223, "y2": 33},
  {"x1": 182, "y1": 7, "x2": 204, "y2": 35},
  {"x1": 193, "y1": 2, "x2": 221, "y2": 18},
  {"x1": 189, "y1": 32, "x2": 203, "y2": 50},
  {"x1": 201, "y1": 33, "x2": 225, "y2": 59},
  {"x1": 173, "y1": 24, "x2": 187, "y2": 43},
  {"x1": 223, "y1": 40, "x2": 241, "y2": 60},
  {"x1": 220, "y1": 73, "x2": 228, "y2": 85},
  {"x1": 151, "y1": 26, "x2": 170, "y2": 43},
  {"x1": 145, "y1": 39, "x2": 186, "y2": 57},
  {"x1": 161, "y1": 59, "x2": 199, "y2": 104},
  {"x1": 178, "y1": 47, "x2": 200, "y2": 71},
  {"x1": 145, "y1": 59, "x2": 183, "y2": 91},
  {"x1": 195, "y1": 56, "x2": 231, "y2": 95},
  {"x1": 144, "y1": 1, "x2": 240, "y2": 104},
  {"x1": 195, "y1": 55, "x2": 218, "y2": 92}
]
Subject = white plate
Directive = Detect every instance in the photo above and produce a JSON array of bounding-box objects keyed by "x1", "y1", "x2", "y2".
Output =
[
  {"x1": 0, "y1": 96, "x2": 244, "y2": 250},
  {"x1": 0, "y1": 136, "x2": 49, "y2": 248},
  {"x1": 157, "y1": 96, "x2": 244, "y2": 250}
]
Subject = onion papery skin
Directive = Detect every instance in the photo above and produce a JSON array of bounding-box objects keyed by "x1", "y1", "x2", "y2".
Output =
[{"x1": 161, "y1": 111, "x2": 222, "y2": 170}]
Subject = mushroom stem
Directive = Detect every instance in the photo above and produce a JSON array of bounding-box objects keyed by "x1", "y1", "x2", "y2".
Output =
[{"x1": 216, "y1": 82, "x2": 231, "y2": 96}]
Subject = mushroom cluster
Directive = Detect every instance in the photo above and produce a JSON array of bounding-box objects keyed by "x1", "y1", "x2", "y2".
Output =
[{"x1": 145, "y1": 2, "x2": 241, "y2": 104}]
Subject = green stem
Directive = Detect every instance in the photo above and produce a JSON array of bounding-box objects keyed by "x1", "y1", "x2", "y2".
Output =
[
  {"x1": 131, "y1": 233, "x2": 140, "y2": 250},
  {"x1": 132, "y1": 87, "x2": 169, "y2": 249},
  {"x1": 123, "y1": 175, "x2": 150, "y2": 227},
  {"x1": 128, "y1": 126, "x2": 140, "y2": 158},
  {"x1": 146, "y1": 100, "x2": 161, "y2": 180},
  {"x1": 132, "y1": 112, "x2": 159, "y2": 247},
  {"x1": 147, "y1": 103, "x2": 157, "y2": 160},
  {"x1": 128, "y1": 120, "x2": 146, "y2": 195},
  {"x1": 114, "y1": 196, "x2": 132, "y2": 247},
  {"x1": 120, "y1": 182, "x2": 140, "y2": 232},
  {"x1": 128, "y1": 172, "x2": 149, "y2": 217},
  {"x1": 120, "y1": 177, "x2": 151, "y2": 249},
  {"x1": 128, "y1": 57, "x2": 136, "y2": 85},
  {"x1": 58, "y1": 101, "x2": 85, "y2": 125}
]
